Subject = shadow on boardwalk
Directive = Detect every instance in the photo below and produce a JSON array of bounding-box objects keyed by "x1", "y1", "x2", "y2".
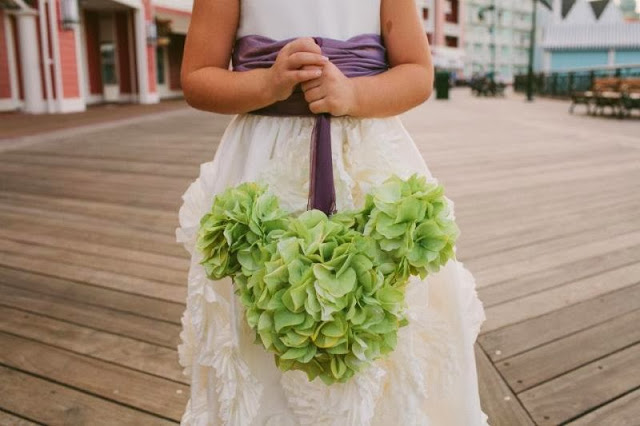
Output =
[{"x1": 0, "y1": 89, "x2": 638, "y2": 425}]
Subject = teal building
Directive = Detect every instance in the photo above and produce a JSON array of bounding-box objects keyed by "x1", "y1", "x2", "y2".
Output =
[{"x1": 541, "y1": 0, "x2": 640, "y2": 72}]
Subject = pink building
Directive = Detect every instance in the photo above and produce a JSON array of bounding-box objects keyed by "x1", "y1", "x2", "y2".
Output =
[
  {"x1": 0, "y1": 0, "x2": 189, "y2": 114},
  {"x1": 418, "y1": 0, "x2": 466, "y2": 73}
]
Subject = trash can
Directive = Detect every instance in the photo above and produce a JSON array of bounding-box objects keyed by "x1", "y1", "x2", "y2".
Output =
[{"x1": 434, "y1": 71, "x2": 450, "y2": 100}]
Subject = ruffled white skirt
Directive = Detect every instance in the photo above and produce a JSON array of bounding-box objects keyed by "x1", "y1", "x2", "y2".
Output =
[{"x1": 176, "y1": 114, "x2": 490, "y2": 426}]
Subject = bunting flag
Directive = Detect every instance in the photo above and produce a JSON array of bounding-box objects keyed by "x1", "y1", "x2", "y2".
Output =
[{"x1": 539, "y1": 0, "x2": 553, "y2": 10}]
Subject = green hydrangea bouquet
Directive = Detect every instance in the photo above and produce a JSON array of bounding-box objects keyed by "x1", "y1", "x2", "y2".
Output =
[{"x1": 196, "y1": 173, "x2": 459, "y2": 384}]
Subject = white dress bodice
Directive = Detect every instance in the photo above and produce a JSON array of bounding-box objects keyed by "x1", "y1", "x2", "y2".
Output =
[{"x1": 236, "y1": 0, "x2": 381, "y2": 40}]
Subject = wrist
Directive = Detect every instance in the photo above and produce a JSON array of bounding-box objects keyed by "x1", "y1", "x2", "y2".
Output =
[
  {"x1": 346, "y1": 78, "x2": 363, "y2": 117},
  {"x1": 256, "y1": 68, "x2": 279, "y2": 107}
]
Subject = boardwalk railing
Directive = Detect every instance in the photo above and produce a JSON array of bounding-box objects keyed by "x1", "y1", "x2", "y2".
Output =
[{"x1": 514, "y1": 64, "x2": 640, "y2": 98}]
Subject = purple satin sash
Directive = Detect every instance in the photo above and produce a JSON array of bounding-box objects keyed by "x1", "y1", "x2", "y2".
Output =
[{"x1": 232, "y1": 34, "x2": 388, "y2": 215}]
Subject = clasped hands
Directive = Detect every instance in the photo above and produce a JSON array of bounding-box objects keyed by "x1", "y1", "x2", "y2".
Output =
[{"x1": 266, "y1": 37, "x2": 357, "y2": 116}]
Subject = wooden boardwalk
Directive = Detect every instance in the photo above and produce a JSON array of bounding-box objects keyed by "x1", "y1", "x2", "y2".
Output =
[{"x1": 0, "y1": 90, "x2": 638, "y2": 425}]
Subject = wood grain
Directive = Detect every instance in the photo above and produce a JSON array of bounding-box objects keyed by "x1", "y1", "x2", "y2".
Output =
[{"x1": 2, "y1": 89, "x2": 639, "y2": 423}]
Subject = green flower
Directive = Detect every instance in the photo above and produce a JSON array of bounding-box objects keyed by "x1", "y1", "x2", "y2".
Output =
[
  {"x1": 196, "y1": 173, "x2": 459, "y2": 385},
  {"x1": 363, "y1": 174, "x2": 459, "y2": 279},
  {"x1": 196, "y1": 182, "x2": 288, "y2": 280}
]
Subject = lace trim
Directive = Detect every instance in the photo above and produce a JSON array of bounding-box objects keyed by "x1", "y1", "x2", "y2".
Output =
[
  {"x1": 454, "y1": 258, "x2": 487, "y2": 346},
  {"x1": 176, "y1": 162, "x2": 264, "y2": 426},
  {"x1": 280, "y1": 365, "x2": 386, "y2": 426}
]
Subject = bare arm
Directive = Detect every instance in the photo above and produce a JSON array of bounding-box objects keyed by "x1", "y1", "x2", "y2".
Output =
[
  {"x1": 302, "y1": 0, "x2": 434, "y2": 118},
  {"x1": 181, "y1": 0, "x2": 328, "y2": 114},
  {"x1": 352, "y1": 0, "x2": 434, "y2": 116}
]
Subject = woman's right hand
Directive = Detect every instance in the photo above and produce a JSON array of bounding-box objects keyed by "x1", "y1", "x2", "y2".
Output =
[{"x1": 266, "y1": 38, "x2": 329, "y2": 101}]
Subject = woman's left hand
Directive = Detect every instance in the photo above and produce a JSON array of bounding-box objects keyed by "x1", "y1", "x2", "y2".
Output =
[{"x1": 301, "y1": 61, "x2": 358, "y2": 116}]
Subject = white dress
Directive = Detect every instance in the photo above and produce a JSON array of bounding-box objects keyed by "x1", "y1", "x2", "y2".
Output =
[{"x1": 176, "y1": 1, "x2": 489, "y2": 425}]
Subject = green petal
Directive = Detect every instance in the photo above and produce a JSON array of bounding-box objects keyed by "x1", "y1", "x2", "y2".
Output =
[{"x1": 274, "y1": 310, "x2": 306, "y2": 332}]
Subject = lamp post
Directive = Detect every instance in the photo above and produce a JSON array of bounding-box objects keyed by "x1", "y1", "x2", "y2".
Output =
[
  {"x1": 478, "y1": 2, "x2": 498, "y2": 81},
  {"x1": 146, "y1": 20, "x2": 158, "y2": 46},
  {"x1": 60, "y1": 0, "x2": 79, "y2": 30},
  {"x1": 526, "y1": 0, "x2": 537, "y2": 101}
]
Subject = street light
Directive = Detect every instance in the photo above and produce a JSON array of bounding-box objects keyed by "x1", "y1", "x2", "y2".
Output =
[
  {"x1": 526, "y1": 0, "x2": 537, "y2": 101},
  {"x1": 478, "y1": 3, "x2": 497, "y2": 80},
  {"x1": 60, "y1": 0, "x2": 80, "y2": 30}
]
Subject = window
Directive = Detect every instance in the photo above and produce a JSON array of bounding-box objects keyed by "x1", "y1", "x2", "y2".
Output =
[
  {"x1": 445, "y1": 0, "x2": 459, "y2": 23},
  {"x1": 156, "y1": 46, "x2": 166, "y2": 85}
]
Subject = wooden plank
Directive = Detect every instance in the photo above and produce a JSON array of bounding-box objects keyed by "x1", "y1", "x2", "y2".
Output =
[
  {"x1": 479, "y1": 283, "x2": 640, "y2": 362},
  {"x1": 457, "y1": 162, "x2": 639, "y2": 222},
  {"x1": 481, "y1": 261, "x2": 640, "y2": 333},
  {"x1": 451, "y1": 166, "x2": 639, "y2": 206},
  {"x1": 425, "y1": 142, "x2": 636, "y2": 172},
  {"x1": 474, "y1": 344, "x2": 534, "y2": 426},
  {"x1": 498, "y1": 309, "x2": 640, "y2": 392},
  {"x1": 0, "y1": 227, "x2": 188, "y2": 272},
  {"x1": 0, "y1": 410, "x2": 38, "y2": 426},
  {"x1": 0, "y1": 252, "x2": 185, "y2": 303},
  {"x1": 0, "y1": 365, "x2": 176, "y2": 425},
  {"x1": 567, "y1": 387, "x2": 640, "y2": 426},
  {"x1": 0, "y1": 172, "x2": 182, "y2": 210},
  {"x1": 438, "y1": 145, "x2": 637, "y2": 180},
  {"x1": 460, "y1": 179, "x2": 639, "y2": 239},
  {"x1": 464, "y1": 196, "x2": 640, "y2": 272},
  {"x1": 0, "y1": 161, "x2": 191, "y2": 189},
  {"x1": 0, "y1": 332, "x2": 188, "y2": 421},
  {"x1": 443, "y1": 148, "x2": 640, "y2": 187},
  {"x1": 0, "y1": 266, "x2": 184, "y2": 322},
  {"x1": 473, "y1": 227, "x2": 640, "y2": 287},
  {"x1": 0, "y1": 283, "x2": 181, "y2": 348},
  {"x1": 0, "y1": 96, "x2": 189, "y2": 139},
  {"x1": 0, "y1": 238, "x2": 186, "y2": 286},
  {"x1": 459, "y1": 197, "x2": 640, "y2": 260},
  {"x1": 0, "y1": 305, "x2": 186, "y2": 384},
  {"x1": 438, "y1": 141, "x2": 632, "y2": 165},
  {"x1": 0, "y1": 152, "x2": 196, "y2": 178},
  {"x1": 452, "y1": 155, "x2": 637, "y2": 212},
  {"x1": 479, "y1": 244, "x2": 640, "y2": 308},
  {"x1": 0, "y1": 211, "x2": 185, "y2": 258},
  {"x1": 0, "y1": 190, "x2": 178, "y2": 233},
  {"x1": 14, "y1": 143, "x2": 210, "y2": 164},
  {"x1": 451, "y1": 160, "x2": 639, "y2": 197},
  {"x1": 459, "y1": 196, "x2": 637, "y2": 260},
  {"x1": 519, "y1": 343, "x2": 640, "y2": 425}
]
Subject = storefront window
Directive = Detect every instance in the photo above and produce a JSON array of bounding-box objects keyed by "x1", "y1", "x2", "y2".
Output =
[
  {"x1": 100, "y1": 42, "x2": 117, "y2": 85},
  {"x1": 156, "y1": 46, "x2": 166, "y2": 85}
]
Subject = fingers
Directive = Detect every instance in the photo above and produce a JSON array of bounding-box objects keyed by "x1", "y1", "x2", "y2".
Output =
[
  {"x1": 303, "y1": 85, "x2": 325, "y2": 103},
  {"x1": 290, "y1": 69, "x2": 323, "y2": 84},
  {"x1": 287, "y1": 52, "x2": 328, "y2": 70},
  {"x1": 284, "y1": 37, "x2": 322, "y2": 55},
  {"x1": 308, "y1": 98, "x2": 330, "y2": 114},
  {"x1": 301, "y1": 77, "x2": 323, "y2": 93}
]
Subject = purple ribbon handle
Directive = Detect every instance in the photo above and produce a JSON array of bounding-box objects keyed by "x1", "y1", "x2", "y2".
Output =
[{"x1": 232, "y1": 34, "x2": 388, "y2": 215}]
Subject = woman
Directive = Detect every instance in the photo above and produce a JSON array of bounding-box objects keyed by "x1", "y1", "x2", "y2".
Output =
[{"x1": 175, "y1": 0, "x2": 489, "y2": 424}]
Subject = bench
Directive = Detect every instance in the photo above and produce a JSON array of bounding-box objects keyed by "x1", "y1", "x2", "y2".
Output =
[
  {"x1": 570, "y1": 77, "x2": 640, "y2": 117},
  {"x1": 592, "y1": 77, "x2": 624, "y2": 116},
  {"x1": 621, "y1": 78, "x2": 640, "y2": 117}
]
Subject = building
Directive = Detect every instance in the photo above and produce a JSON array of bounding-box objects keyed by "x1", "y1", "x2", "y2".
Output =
[
  {"x1": 0, "y1": 0, "x2": 190, "y2": 114},
  {"x1": 540, "y1": 0, "x2": 640, "y2": 71},
  {"x1": 417, "y1": 0, "x2": 466, "y2": 74},
  {"x1": 463, "y1": 0, "x2": 535, "y2": 83},
  {"x1": 619, "y1": 0, "x2": 639, "y2": 20}
]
